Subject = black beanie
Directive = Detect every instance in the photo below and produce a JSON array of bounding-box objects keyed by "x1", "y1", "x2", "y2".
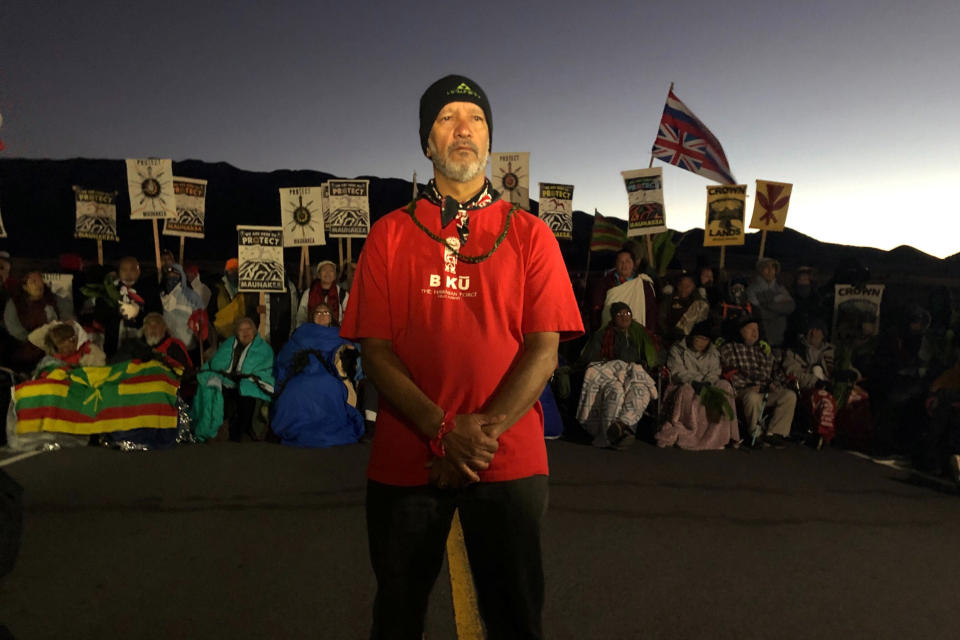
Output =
[{"x1": 419, "y1": 75, "x2": 492, "y2": 156}]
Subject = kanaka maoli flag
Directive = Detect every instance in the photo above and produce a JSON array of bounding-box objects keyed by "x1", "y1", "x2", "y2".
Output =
[{"x1": 652, "y1": 88, "x2": 736, "y2": 185}]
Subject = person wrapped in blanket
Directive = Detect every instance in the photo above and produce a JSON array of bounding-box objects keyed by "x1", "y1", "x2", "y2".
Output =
[
  {"x1": 576, "y1": 301, "x2": 659, "y2": 449},
  {"x1": 270, "y1": 302, "x2": 363, "y2": 447},
  {"x1": 192, "y1": 317, "x2": 275, "y2": 442},
  {"x1": 656, "y1": 320, "x2": 740, "y2": 450}
]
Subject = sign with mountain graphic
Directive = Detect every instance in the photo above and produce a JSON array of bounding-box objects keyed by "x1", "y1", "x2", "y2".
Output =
[
  {"x1": 74, "y1": 187, "x2": 119, "y2": 241},
  {"x1": 163, "y1": 176, "x2": 207, "y2": 239},
  {"x1": 703, "y1": 184, "x2": 747, "y2": 247},
  {"x1": 326, "y1": 179, "x2": 369, "y2": 239},
  {"x1": 237, "y1": 225, "x2": 286, "y2": 293}
]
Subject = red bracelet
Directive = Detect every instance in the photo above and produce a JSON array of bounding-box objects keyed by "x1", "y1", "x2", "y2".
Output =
[{"x1": 429, "y1": 411, "x2": 456, "y2": 458}]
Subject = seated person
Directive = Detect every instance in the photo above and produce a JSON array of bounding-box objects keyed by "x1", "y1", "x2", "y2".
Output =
[
  {"x1": 720, "y1": 316, "x2": 797, "y2": 447},
  {"x1": 112, "y1": 312, "x2": 193, "y2": 371},
  {"x1": 3, "y1": 271, "x2": 74, "y2": 372},
  {"x1": 715, "y1": 276, "x2": 753, "y2": 343},
  {"x1": 296, "y1": 261, "x2": 342, "y2": 326},
  {"x1": 782, "y1": 318, "x2": 840, "y2": 445},
  {"x1": 310, "y1": 302, "x2": 338, "y2": 328},
  {"x1": 192, "y1": 318, "x2": 275, "y2": 442},
  {"x1": 28, "y1": 321, "x2": 106, "y2": 375},
  {"x1": 270, "y1": 320, "x2": 363, "y2": 448},
  {"x1": 656, "y1": 321, "x2": 739, "y2": 450},
  {"x1": 106, "y1": 257, "x2": 161, "y2": 356},
  {"x1": 659, "y1": 272, "x2": 710, "y2": 344},
  {"x1": 576, "y1": 302, "x2": 659, "y2": 449}
]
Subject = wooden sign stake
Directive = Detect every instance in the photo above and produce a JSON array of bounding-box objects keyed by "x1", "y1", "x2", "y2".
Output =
[
  {"x1": 719, "y1": 245, "x2": 727, "y2": 270},
  {"x1": 258, "y1": 291, "x2": 268, "y2": 340},
  {"x1": 758, "y1": 230, "x2": 768, "y2": 260},
  {"x1": 96, "y1": 240, "x2": 104, "y2": 266},
  {"x1": 152, "y1": 219, "x2": 162, "y2": 283},
  {"x1": 179, "y1": 236, "x2": 186, "y2": 266}
]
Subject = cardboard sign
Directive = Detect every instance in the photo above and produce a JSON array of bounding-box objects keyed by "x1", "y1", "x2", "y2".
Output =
[
  {"x1": 750, "y1": 180, "x2": 792, "y2": 231},
  {"x1": 126, "y1": 158, "x2": 176, "y2": 219},
  {"x1": 280, "y1": 186, "x2": 326, "y2": 246},
  {"x1": 491, "y1": 152, "x2": 530, "y2": 210},
  {"x1": 703, "y1": 184, "x2": 747, "y2": 247},
  {"x1": 622, "y1": 168, "x2": 666, "y2": 237},
  {"x1": 74, "y1": 187, "x2": 119, "y2": 241},
  {"x1": 163, "y1": 176, "x2": 207, "y2": 238},
  {"x1": 237, "y1": 226, "x2": 286, "y2": 293},
  {"x1": 538, "y1": 182, "x2": 574, "y2": 240}
]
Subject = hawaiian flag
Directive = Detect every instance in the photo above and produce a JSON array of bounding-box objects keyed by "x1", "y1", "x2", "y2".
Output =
[
  {"x1": 589, "y1": 210, "x2": 627, "y2": 253},
  {"x1": 652, "y1": 88, "x2": 735, "y2": 185},
  {"x1": 14, "y1": 360, "x2": 180, "y2": 435}
]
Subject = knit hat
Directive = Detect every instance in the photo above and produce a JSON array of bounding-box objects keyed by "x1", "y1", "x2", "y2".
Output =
[
  {"x1": 224, "y1": 258, "x2": 239, "y2": 272},
  {"x1": 690, "y1": 320, "x2": 713, "y2": 339},
  {"x1": 756, "y1": 257, "x2": 781, "y2": 273},
  {"x1": 419, "y1": 75, "x2": 493, "y2": 156},
  {"x1": 315, "y1": 260, "x2": 337, "y2": 275}
]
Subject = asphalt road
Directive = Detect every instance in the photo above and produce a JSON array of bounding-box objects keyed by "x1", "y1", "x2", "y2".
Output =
[{"x1": 1, "y1": 439, "x2": 958, "y2": 639}]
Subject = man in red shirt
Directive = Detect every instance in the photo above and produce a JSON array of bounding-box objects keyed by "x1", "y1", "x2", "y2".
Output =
[{"x1": 340, "y1": 74, "x2": 583, "y2": 639}]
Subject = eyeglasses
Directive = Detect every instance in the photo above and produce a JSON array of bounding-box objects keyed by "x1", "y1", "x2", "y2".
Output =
[
  {"x1": 314, "y1": 311, "x2": 332, "y2": 317},
  {"x1": 615, "y1": 310, "x2": 632, "y2": 317}
]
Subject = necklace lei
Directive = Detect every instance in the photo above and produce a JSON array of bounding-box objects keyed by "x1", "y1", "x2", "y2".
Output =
[{"x1": 406, "y1": 199, "x2": 518, "y2": 264}]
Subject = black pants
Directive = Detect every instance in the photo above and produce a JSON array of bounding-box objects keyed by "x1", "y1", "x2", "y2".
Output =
[
  {"x1": 223, "y1": 389, "x2": 256, "y2": 441},
  {"x1": 366, "y1": 475, "x2": 548, "y2": 640}
]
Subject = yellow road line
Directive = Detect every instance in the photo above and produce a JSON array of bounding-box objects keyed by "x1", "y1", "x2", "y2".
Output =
[{"x1": 446, "y1": 508, "x2": 485, "y2": 639}]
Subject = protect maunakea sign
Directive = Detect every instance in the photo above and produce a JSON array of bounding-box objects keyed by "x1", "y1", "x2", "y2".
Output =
[
  {"x1": 326, "y1": 179, "x2": 370, "y2": 238},
  {"x1": 237, "y1": 226, "x2": 286, "y2": 293},
  {"x1": 280, "y1": 186, "x2": 326, "y2": 247},
  {"x1": 749, "y1": 180, "x2": 792, "y2": 232},
  {"x1": 538, "y1": 183, "x2": 574, "y2": 240},
  {"x1": 74, "y1": 187, "x2": 119, "y2": 241},
  {"x1": 703, "y1": 184, "x2": 747, "y2": 247},
  {"x1": 163, "y1": 177, "x2": 207, "y2": 239},
  {"x1": 126, "y1": 158, "x2": 176, "y2": 219},
  {"x1": 622, "y1": 168, "x2": 666, "y2": 236},
  {"x1": 491, "y1": 152, "x2": 530, "y2": 210},
  {"x1": 833, "y1": 284, "x2": 884, "y2": 344}
]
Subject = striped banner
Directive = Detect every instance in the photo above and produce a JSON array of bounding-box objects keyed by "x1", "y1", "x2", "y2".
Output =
[
  {"x1": 14, "y1": 361, "x2": 180, "y2": 435},
  {"x1": 590, "y1": 212, "x2": 626, "y2": 253}
]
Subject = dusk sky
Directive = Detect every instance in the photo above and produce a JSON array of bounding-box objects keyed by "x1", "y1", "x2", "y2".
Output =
[{"x1": 2, "y1": 0, "x2": 958, "y2": 257}]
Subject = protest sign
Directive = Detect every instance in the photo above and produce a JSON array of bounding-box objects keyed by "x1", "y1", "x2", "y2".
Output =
[
  {"x1": 163, "y1": 177, "x2": 207, "y2": 239},
  {"x1": 237, "y1": 226, "x2": 286, "y2": 293},
  {"x1": 125, "y1": 158, "x2": 176, "y2": 219},
  {"x1": 622, "y1": 168, "x2": 666, "y2": 236},
  {"x1": 703, "y1": 184, "x2": 747, "y2": 247},
  {"x1": 74, "y1": 187, "x2": 119, "y2": 241},
  {"x1": 750, "y1": 180, "x2": 792, "y2": 232},
  {"x1": 280, "y1": 186, "x2": 326, "y2": 246},
  {"x1": 491, "y1": 152, "x2": 530, "y2": 209},
  {"x1": 538, "y1": 183, "x2": 574, "y2": 240},
  {"x1": 833, "y1": 284, "x2": 884, "y2": 344},
  {"x1": 326, "y1": 180, "x2": 370, "y2": 238}
]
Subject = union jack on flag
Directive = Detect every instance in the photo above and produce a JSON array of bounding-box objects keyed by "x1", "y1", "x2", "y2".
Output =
[{"x1": 651, "y1": 88, "x2": 735, "y2": 185}]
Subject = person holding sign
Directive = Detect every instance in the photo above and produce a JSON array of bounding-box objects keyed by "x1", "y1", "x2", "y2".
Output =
[{"x1": 340, "y1": 74, "x2": 583, "y2": 639}]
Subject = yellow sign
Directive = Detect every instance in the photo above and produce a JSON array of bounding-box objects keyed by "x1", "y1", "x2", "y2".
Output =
[
  {"x1": 749, "y1": 180, "x2": 792, "y2": 231},
  {"x1": 703, "y1": 184, "x2": 747, "y2": 247}
]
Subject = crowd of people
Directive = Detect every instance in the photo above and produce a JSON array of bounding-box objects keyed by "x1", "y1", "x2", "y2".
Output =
[
  {"x1": 563, "y1": 246, "x2": 960, "y2": 484},
  {"x1": 0, "y1": 248, "x2": 366, "y2": 451},
  {"x1": 1, "y1": 242, "x2": 959, "y2": 483}
]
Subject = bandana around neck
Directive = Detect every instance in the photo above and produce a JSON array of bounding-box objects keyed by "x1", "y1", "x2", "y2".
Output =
[{"x1": 421, "y1": 179, "x2": 500, "y2": 246}]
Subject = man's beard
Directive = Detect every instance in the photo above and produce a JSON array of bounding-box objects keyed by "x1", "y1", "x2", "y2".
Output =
[
  {"x1": 429, "y1": 138, "x2": 488, "y2": 183},
  {"x1": 145, "y1": 333, "x2": 164, "y2": 347}
]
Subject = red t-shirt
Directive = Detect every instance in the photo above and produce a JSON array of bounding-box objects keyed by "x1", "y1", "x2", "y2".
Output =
[{"x1": 340, "y1": 198, "x2": 584, "y2": 486}]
